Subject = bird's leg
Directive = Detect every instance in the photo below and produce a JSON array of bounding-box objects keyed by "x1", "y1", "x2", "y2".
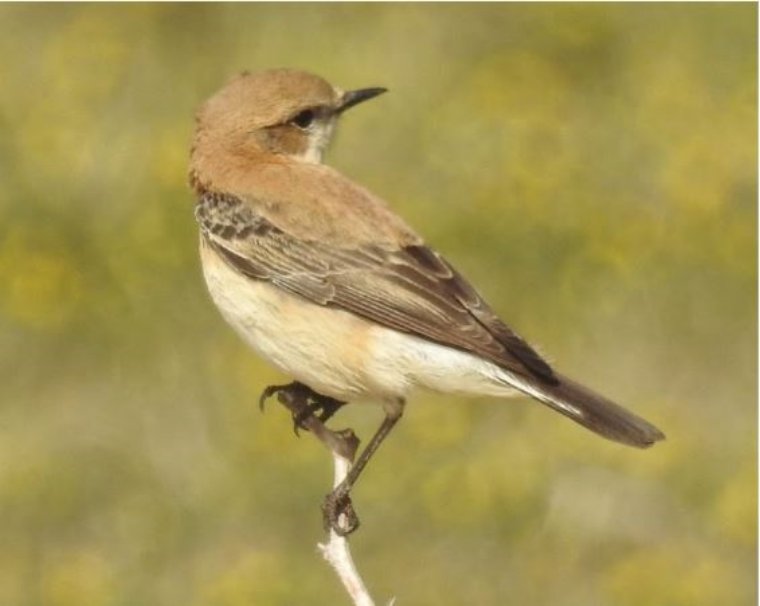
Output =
[
  {"x1": 322, "y1": 399, "x2": 405, "y2": 536},
  {"x1": 259, "y1": 382, "x2": 358, "y2": 461}
]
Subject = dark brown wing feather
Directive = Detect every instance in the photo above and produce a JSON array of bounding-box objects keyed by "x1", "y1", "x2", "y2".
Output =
[{"x1": 196, "y1": 191, "x2": 557, "y2": 384}]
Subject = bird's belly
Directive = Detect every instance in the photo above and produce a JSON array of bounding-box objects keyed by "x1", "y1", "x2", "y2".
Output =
[{"x1": 364, "y1": 327, "x2": 520, "y2": 399}]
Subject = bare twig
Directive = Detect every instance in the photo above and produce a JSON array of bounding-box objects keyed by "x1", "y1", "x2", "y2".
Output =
[
  {"x1": 273, "y1": 389, "x2": 389, "y2": 605},
  {"x1": 318, "y1": 448, "x2": 376, "y2": 606}
]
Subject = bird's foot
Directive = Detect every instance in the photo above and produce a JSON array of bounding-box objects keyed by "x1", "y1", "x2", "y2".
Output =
[
  {"x1": 260, "y1": 382, "x2": 311, "y2": 433},
  {"x1": 259, "y1": 382, "x2": 306, "y2": 412},
  {"x1": 259, "y1": 382, "x2": 344, "y2": 434},
  {"x1": 293, "y1": 393, "x2": 345, "y2": 434},
  {"x1": 322, "y1": 484, "x2": 360, "y2": 536},
  {"x1": 259, "y1": 382, "x2": 359, "y2": 459}
]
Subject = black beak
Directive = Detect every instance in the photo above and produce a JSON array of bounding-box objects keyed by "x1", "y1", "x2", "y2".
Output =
[{"x1": 337, "y1": 87, "x2": 388, "y2": 113}]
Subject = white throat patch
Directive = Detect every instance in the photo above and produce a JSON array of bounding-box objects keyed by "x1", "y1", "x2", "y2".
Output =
[{"x1": 300, "y1": 118, "x2": 336, "y2": 164}]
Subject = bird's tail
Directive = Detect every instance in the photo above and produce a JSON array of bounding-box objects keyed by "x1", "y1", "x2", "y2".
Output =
[{"x1": 525, "y1": 373, "x2": 665, "y2": 448}]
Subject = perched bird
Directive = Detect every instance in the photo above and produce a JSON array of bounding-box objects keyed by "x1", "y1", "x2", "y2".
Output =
[{"x1": 190, "y1": 68, "x2": 665, "y2": 534}]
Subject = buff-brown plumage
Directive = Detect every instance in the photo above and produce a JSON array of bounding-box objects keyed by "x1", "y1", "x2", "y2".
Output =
[{"x1": 191, "y1": 68, "x2": 665, "y2": 447}]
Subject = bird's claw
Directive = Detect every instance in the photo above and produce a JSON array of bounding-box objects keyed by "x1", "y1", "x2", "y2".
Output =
[
  {"x1": 292, "y1": 407, "x2": 312, "y2": 436},
  {"x1": 322, "y1": 488, "x2": 360, "y2": 536},
  {"x1": 258, "y1": 383, "x2": 290, "y2": 412},
  {"x1": 260, "y1": 383, "x2": 345, "y2": 436}
]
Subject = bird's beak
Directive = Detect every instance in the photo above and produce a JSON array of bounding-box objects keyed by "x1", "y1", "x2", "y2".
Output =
[{"x1": 337, "y1": 87, "x2": 388, "y2": 114}]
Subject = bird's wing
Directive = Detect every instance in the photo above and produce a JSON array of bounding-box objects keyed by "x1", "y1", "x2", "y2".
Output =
[{"x1": 196, "y1": 191, "x2": 557, "y2": 384}]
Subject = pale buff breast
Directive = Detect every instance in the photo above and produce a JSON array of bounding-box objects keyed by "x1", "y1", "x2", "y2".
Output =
[{"x1": 200, "y1": 237, "x2": 385, "y2": 401}]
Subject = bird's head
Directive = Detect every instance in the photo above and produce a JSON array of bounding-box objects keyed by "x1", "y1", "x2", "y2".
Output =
[{"x1": 192, "y1": 68, "x2": 386, "y2": 165}]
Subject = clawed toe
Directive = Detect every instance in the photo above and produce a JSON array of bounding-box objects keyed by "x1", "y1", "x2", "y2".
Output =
[
  {"x1": 292, "y1": 396, "x2": 345, "y2": 434},
  {"x1": 258, "y1": 383, "x2": 291, "y2": 411},
  {"x1": 260, "y1": 382, "x2": 345, "y2": 436},
  {"x1": 322, "y1": 488, "x2": 360, "y2": 536}
]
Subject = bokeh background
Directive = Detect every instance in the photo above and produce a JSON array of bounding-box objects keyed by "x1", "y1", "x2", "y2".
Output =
[{"x1": 0, "y1": 4, "x2": 756, "y2": 605}]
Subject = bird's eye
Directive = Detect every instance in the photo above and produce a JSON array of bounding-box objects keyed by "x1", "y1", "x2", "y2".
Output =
[{"x1": 291, "y1": 109, "x2": 315, "y2": 129}]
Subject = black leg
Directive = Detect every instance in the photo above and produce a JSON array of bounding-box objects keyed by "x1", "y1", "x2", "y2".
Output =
[{"x1": 322, "y1": 400, "x2": 405, "y2": 535}]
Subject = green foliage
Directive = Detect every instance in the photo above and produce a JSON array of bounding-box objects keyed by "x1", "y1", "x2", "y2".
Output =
[{"x1": 0, "y1": 4, "x2": 755, "y2": 605}]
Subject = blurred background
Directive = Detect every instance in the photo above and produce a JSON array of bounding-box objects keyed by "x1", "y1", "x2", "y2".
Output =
[{"x1": 0, "y1": 4, "x2": 755, "y2": 605}]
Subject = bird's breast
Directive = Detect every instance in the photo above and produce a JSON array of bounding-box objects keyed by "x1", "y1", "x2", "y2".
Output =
[{"x1": 199, "y1": 237, "x2": 398, "y2": 401}]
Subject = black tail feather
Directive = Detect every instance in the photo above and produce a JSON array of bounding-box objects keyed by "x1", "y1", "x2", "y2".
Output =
[{"x1": 535, "y1": 373, "x2": 665, "y2": 448}]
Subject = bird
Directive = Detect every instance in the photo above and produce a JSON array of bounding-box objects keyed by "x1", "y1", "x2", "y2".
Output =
[{"x1": 189, "y1": 68, "x2": 665, "y2": 535}]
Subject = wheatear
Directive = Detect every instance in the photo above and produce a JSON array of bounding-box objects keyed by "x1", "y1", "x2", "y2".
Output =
[{"x1": 190, "y1": 68, "x2": 665, "y2": 534}]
